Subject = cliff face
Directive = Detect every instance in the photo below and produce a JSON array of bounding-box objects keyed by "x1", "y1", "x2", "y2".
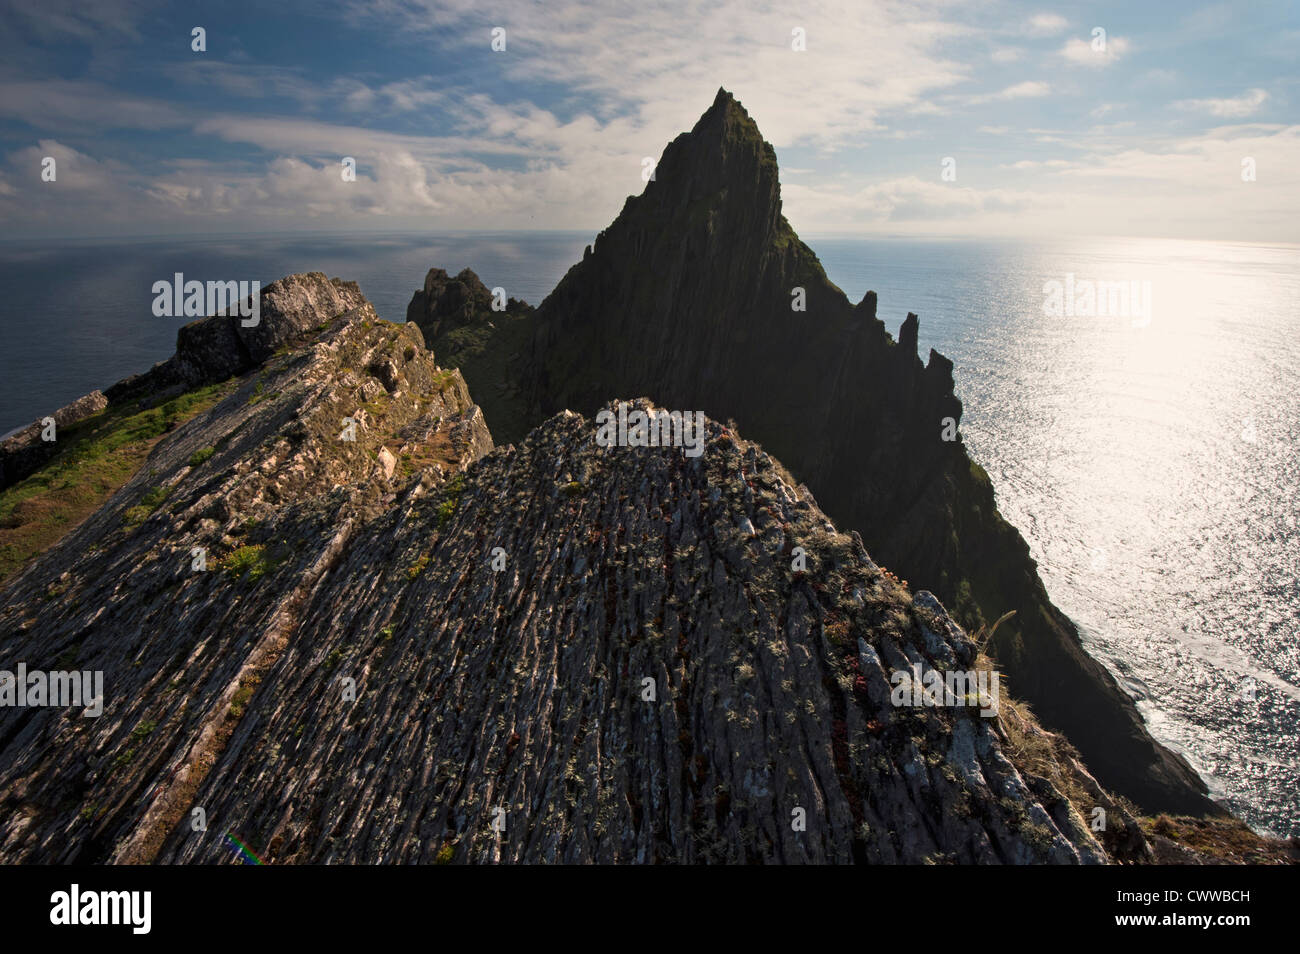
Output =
[
  {"x1": 1, "y1": 276, "x2": 1160, "y2": 864},
  {"x1": 409, "y1": 89, "x2": 1215, "y2": 816}
]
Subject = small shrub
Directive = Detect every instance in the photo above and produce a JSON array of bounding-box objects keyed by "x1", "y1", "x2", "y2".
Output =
[
  {"x1": 187, "y1": 447, "x2": 215, "y2": 467},
  {"x1": 219, "y1": 544, "x2": 275, "y2": 581},
  {"x1": 229, "y1": 685, "x2": 255, "y2": 718},
  {"x1": 123, "y1": 484, "x2": 171, "y2": 526},
  {"x1": 435, "y1": 474, "x2": 465, "y2": 530},
  {"x1": 407, "y1": 555, "x2": 430, "y2": 580}
]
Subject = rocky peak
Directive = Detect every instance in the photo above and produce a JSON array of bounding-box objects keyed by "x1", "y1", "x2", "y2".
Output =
[
  {"x1": 410, "y1": 91, "x2": 1218, "y2": 817},
  {"x1": 0, "y1": 279, "x2": 491, "y2": 863},
  {"x1": 406, "y1": 266, "x2": 491, "y2": 334},
  {"x1": 641, "y1": 87, "x2": 782, "y2": 230},
  {"x1": 107, "y1": 272, "x2": 370, "y2": 409},
  {"x1": 406, "y1": 266, "x2": 530, "y2": 339}
]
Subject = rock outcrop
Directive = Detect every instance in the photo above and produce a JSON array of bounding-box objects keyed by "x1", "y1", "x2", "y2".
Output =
[
  {"x1": 406, "y1": 267, "x2": 529, "y2": 338},
  {"x1": 106, "y1": 272, "x2": 370, "y2": 409},
  {"x1": 1, "y1": 276, "x2": 1170, "y2": 864},
  {"x1": 0, "y1": 390, "x2": 108, "y2": 491},
  {"x1": 408, "y1": 88, "x2": 1217, "y2": 817}
]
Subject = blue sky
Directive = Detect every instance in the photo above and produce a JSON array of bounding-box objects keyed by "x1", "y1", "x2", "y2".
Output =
[{"x1": 0, "y1": 0, "x2": 1296, "y2": 240}]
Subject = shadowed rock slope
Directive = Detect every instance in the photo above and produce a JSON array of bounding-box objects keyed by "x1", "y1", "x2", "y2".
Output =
[
  {"x1": 1, "y1": 274, "x2": 1169, "y2": 864},
  {"x1": 409, "y1": 88, "x2": 1216, "y2": 817}
]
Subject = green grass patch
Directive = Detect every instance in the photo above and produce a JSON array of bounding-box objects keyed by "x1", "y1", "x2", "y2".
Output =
[
  {"x1": 123, "y1": 484, "x2": 171, "y2": 527},
  {"x1": 0, "y1": 381, "x2": 232, "y2": 582},
  {"x1": 431, "y1": 369, "x2": 460, "y2": 391},
  {"x1": 217, "y1": 544, "x2": 278, "y2": 582},
  {"x1": 435, "y1": 473, "x2": 466, "y2": 530},
  {"x1": 229, "y1": 683, "x2": 256, "y2": 718},
  {"x1": 111, "y1": 721, "x2": 156, "y2": 769},
  {"x1": 187, "y1": 446, "x2": 215, "y2": 467}
]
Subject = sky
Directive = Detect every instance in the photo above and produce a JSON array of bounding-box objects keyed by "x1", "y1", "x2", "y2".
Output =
[{"x1": 0, "y1": 0, "x2": 1296, "y2": 242}]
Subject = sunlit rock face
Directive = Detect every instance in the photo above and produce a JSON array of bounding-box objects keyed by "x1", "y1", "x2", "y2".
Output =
[
  {"x1": 407, "y1": 90, "x2": 1217, "y2": 816},
  {"x1": 0, "y1": 276, "x2": 491, "y2": 863}
]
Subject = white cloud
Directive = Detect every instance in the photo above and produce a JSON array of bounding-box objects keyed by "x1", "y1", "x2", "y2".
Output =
[
  {"x1": 350, "y1": 0, "x2": 973, "y2": 151},
  {"x1": 1175, "y1": 88, "x2": 1269, "y2": 118},
  {"x1": 1024, "y1": 13, "x2": 1069, "y2": 36},
  {"x1": 0, "y1": 80, "x2": 189, "y2": 131},
  {"x1": 962, "y1": 80, "x2": 1051, "y2": 105},
  {"x1": 783, "y1": 174, "x2": 1049, "y2": 228},
  {"x1": 999, "y1": 80, "x2": 1051, "y2": 100},
  {"x1": 1006, "y1": 158, "x2": 1070, "y2": 169},
  {"x1": 789, "y1": 123, "x2": 1300, "y2": 239},
  {"x1": 1061, "y1": 34, "x2": 1131, "y2": 67}
]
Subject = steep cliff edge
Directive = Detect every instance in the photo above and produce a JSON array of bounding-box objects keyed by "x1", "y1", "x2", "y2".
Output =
[{"x1": 409, "y1": 88, "x2": 1216, "y2": 816}]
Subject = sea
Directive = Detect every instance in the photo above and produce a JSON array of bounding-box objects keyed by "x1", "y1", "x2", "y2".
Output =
[{"x1": 1, "y1": 231, "x2": 1296, "y2": 837}]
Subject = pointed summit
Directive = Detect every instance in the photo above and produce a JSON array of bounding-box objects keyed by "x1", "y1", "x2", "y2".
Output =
[
  {"x1": 699, "y1": 85, "x2": 758, "y2": 135},
  {"x1": 529, "y1": 90, "x2": 907, "y2": 430},
  {"x1": 636, "y1": 88, "x2": 783, "y2": 242}
]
